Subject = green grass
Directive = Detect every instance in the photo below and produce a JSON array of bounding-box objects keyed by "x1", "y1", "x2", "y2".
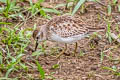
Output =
[
  {"x1": 35, "y1": 60, "x2": 45, "y2": 79},
  {"x1": 0, "y1": 0, "x2": 24, "y2": 20},
  {"x1": 0, "y1": 0, "x2": 62, "y2": 78},
  {"x1": 72, "y1": 0, "x2": 86, "y2": 15},
  {"x1": 103, "y1": 66, "x2": 120, "y2": 76},
  {"x1": 107, "y1": 0, "x2": 120, "y2": 16},
  {"x1": 0, "y1": 0, "x2": 61, "y2": 22},
  {"x1": 104, "y1": 18, "x2": 112, "y2": 43},
  {"x1": 27, "y1": 0, "x2": 61, "y2": 19},
  {"x1": 0, "y1": 23, "x2": 32, "y2": 78}
]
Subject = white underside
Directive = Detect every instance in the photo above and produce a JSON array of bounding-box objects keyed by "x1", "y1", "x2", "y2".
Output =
[{"x1": 50, "y1": 33, "x2": 89, "y2": 43}]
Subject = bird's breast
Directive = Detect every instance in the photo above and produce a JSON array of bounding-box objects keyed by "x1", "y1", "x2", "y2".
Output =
[{"x1": 48, "y1": 33, "x2": 88, "y2": 43}]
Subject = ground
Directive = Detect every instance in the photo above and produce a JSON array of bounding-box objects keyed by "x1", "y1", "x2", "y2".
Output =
[{"x1": 0, "y1": 0, "x2": 120, "y2": 80}]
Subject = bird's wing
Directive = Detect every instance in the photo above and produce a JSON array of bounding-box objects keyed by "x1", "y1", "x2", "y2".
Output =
[{"x1": 48, "y1": 15, "x2": 89, "y2": 38}]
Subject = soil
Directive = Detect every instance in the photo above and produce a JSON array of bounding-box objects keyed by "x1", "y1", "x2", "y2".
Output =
[{"x1": 1, "y1": 0, "x2": 120, "y2": 80}]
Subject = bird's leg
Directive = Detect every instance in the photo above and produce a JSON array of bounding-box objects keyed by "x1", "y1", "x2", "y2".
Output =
[
  {"x1": 56, "y1": 43, "x2": 67, "y2": 59},
  {"x1": 73, "y1": 42, "x2": 78, "y2": 56}
]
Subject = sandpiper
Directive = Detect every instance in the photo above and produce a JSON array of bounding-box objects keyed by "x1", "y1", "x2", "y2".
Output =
[{"x1": 33, "y1": 15, "x2": 105, "y2": 58}]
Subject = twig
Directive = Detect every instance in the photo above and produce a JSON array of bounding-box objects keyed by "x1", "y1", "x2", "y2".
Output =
[
  {"x1": 96, "y1": 1, "x2": 106, "y2": 7},
  {"x1": 94, "y1": 74, "x2": 104, "y2": 80}
]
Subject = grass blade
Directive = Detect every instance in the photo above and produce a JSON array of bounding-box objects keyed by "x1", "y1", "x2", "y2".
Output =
[
  {"x1": 0, "y1": 51, "x2": 2, "y2": 64},
  {"x1": 35, "y1": 60, "x2": 45, "y2": 79},
  {"x1": 42, "y1": 8, "x2": 61, "y2": 14},
  {"x1": 55, "y1": 3, "x2": 66, "y2": 8},
  {"x1": 103, "y1": 66, "x2": 116, "y2": 72},
  {"x1": 107, "y1": 5, "x2": 112, "y2": 16},
  {"x1": 5, "y1": 68, "x2": 14, "y2": 78},
  {"x1": 118, "y1": 5, "x2": 120, "y2": 12},
  {"x1": 72, "y1": 0, "x2": 86, "y2": 16},
  {"x1": 100, "y1": 52, "x2": 104, "y2": 62},
  {"x1": 0, "y1": 22, "x2": 12, "y2": 25}
]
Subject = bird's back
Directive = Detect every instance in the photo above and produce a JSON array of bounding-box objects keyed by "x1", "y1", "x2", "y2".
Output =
[
  {"x1": 46, "y1": 15, "x2": 104, "y2": 43},
  {"x1": 47, "y1": 15, "x2": 89, "y2": 38}
]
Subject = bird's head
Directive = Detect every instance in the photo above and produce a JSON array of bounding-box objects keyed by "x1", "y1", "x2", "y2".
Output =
[{"x1": 32, "y1": 25, "x2": 47, "y2": 51}]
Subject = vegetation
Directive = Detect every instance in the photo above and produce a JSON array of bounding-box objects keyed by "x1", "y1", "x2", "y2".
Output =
[{"x1": 0, "y1": 0, "x2": 120, "y2": 79}]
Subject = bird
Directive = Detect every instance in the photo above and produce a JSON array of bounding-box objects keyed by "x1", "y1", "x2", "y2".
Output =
[{"x1": 32, "y1": 15, "x2": 105, "y2": 59}]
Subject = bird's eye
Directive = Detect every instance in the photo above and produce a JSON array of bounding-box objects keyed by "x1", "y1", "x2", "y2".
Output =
[{"x1": 36, "y1": 36, "x2": 39, "y2": 39}]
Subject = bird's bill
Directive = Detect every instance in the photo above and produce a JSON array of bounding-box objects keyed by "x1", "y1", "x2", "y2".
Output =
[{"x1": 35, "y1": 40, "x2": 38, "y2": 51}]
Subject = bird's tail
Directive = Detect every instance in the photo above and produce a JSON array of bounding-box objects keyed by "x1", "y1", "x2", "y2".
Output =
[{"x1": 87, "y1": 27, "x2": 105, "y2": 33}]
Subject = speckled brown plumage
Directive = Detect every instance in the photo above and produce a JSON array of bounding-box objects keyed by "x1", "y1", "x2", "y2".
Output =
[
  {"x1": 46, "y1": 15, "x2": 88, "y2": 38},
  {"x1": 33, "y1": 15, "x2": 105, "y2": 58},
  {"x1": 33, "y1": 15, "x2": 105, "y2": 43}
]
